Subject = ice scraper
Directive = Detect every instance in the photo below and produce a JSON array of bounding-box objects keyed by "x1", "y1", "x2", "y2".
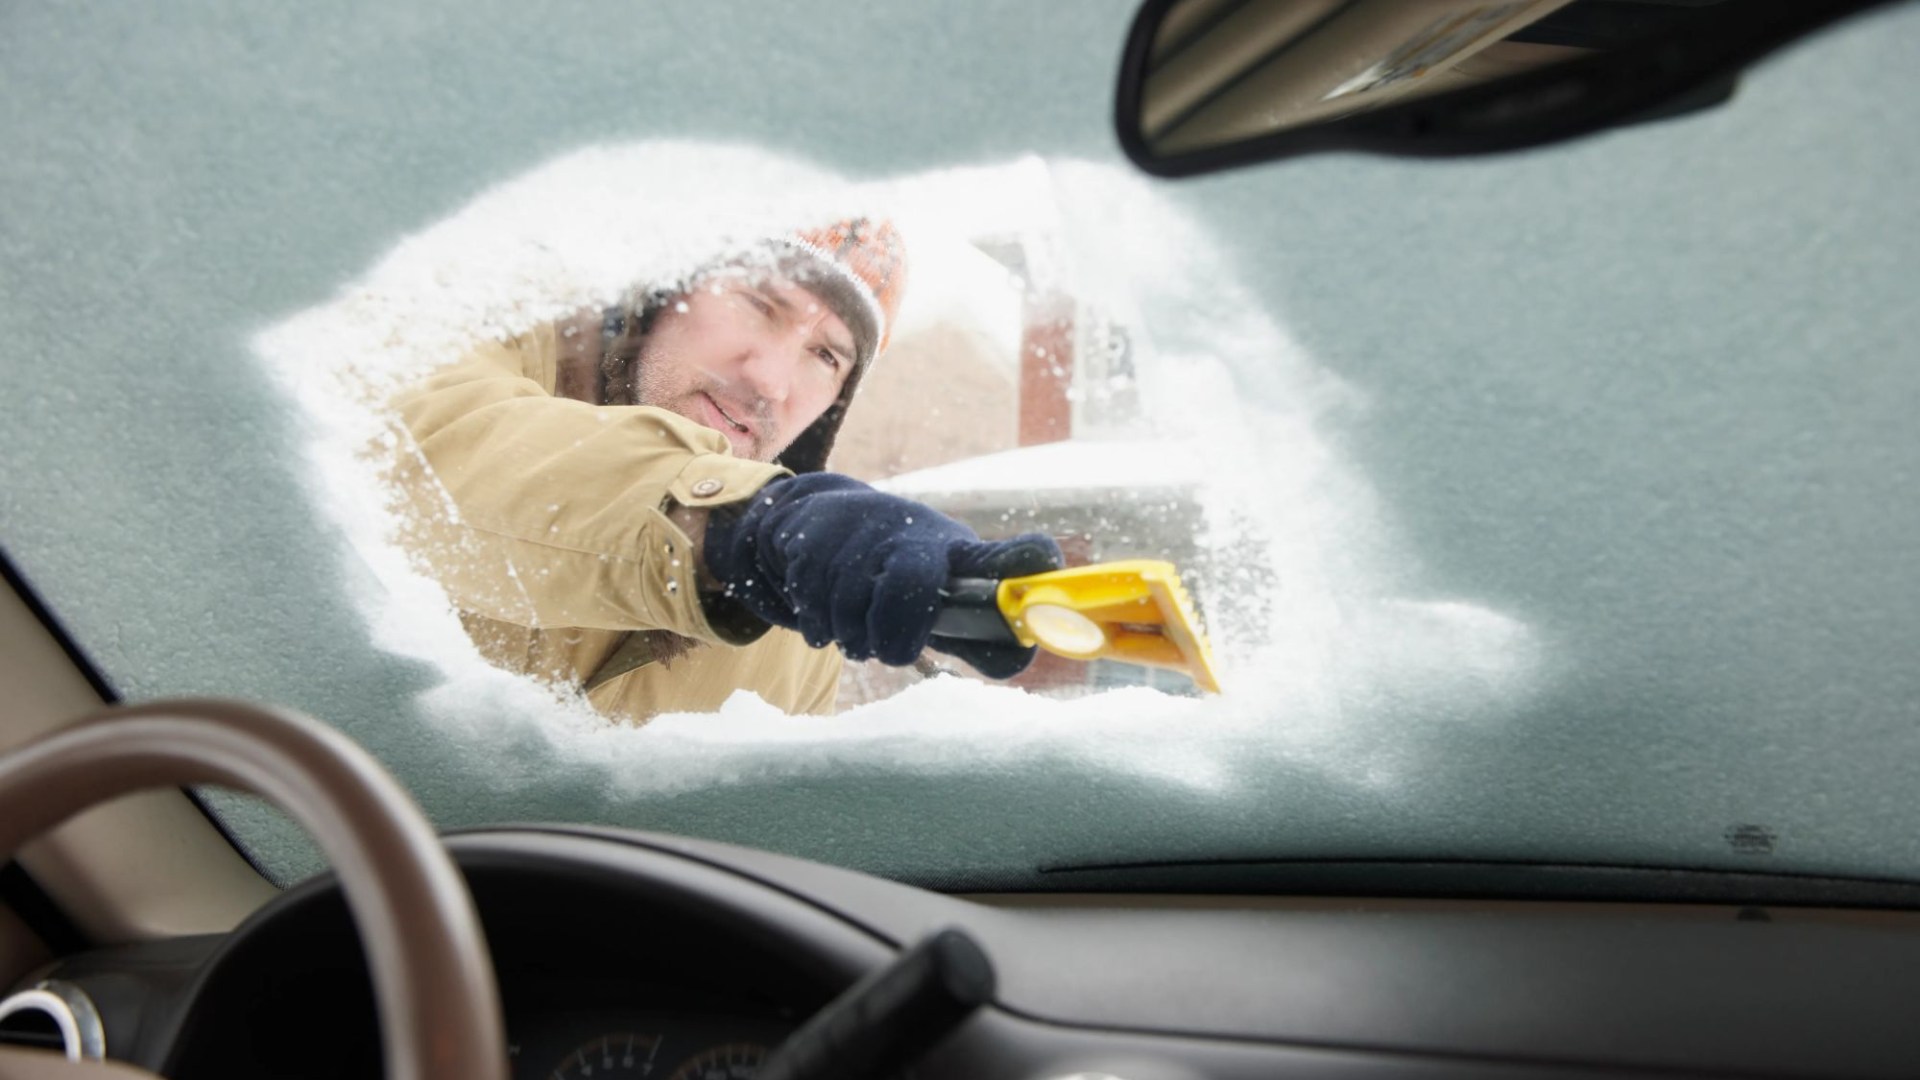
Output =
[{"x1": 932, "y1": 560, "x2": 1223, "y2": 693}]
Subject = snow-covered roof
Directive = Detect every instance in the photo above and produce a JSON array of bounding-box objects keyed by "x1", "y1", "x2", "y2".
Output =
[{"x1": 877, "y1": 438, "x2": 1205, "y2": 507}]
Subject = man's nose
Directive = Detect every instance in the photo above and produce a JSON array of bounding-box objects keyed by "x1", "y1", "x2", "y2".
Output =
[{"x1": 738, "y1": 327, "x2": 808, "y2": 402}]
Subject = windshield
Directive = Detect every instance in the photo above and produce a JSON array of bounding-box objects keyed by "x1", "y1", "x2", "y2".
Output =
[{"x1": 3, "y1": 1, "x2": 1916, "y2": 891}]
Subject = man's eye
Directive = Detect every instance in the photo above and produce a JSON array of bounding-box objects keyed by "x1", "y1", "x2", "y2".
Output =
[{"x1": 816, "y1": 346, "x2": 843, "y2": 369}]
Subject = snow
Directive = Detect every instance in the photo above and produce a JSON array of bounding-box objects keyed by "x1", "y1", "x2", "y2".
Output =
[
  {"x1": 878, "y1": 439, "x2": 1206, "y2": 496},
  {"x1": 251, "y1": 140, "x2": 1542, "y2": 881}
]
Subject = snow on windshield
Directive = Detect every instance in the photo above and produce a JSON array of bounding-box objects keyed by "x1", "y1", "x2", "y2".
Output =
[{"x1": 252, "y1": 141, "x2": 1538, "y2": 880}]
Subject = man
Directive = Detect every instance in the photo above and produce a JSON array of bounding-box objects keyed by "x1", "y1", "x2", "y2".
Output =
[{"x1": 386, "y1": 218, "x2": 1061, "y2": 723}]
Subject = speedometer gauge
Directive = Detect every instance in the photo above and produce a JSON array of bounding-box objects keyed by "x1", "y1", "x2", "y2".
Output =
[
  {"x1": 546, "y1": 1033, "x2": 663, "y2": 1078},
  {"x1": 664, "y1": 1041, "x2": 766, "y2": 1080}
]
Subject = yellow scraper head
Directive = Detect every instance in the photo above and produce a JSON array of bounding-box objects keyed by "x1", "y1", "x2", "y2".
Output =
[{"x1": 996, "y1": 560, "x2": 1223, "y2": 694}]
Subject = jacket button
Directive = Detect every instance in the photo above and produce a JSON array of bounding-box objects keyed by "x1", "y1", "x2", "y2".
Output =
[{"x1": 690, "y1": 478, "x2": 724, "y2": 497}]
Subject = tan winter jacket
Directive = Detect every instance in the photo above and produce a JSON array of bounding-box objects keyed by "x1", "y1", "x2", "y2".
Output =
[{"x1": 385, "y1": 322, "x2": 842, "y2": 723}]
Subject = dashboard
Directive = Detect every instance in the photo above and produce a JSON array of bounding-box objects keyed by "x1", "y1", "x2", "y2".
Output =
[{"x1": 13, "y1": 825, "x2": 1920, "y2": 1079}]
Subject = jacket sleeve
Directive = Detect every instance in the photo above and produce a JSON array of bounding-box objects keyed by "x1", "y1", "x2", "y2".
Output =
[{"x1": 383, "y1": 325, "x2": 790, "y2": 643}]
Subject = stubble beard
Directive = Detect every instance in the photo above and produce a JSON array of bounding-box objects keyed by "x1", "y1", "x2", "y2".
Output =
[{"x1": 629, "y1": 362, "x2": 777, "y2": 462}]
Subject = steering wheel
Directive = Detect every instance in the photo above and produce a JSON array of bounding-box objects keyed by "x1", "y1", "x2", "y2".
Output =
[{"x1": 0, "y1": 699, "x2": 506, "y2": 1080}]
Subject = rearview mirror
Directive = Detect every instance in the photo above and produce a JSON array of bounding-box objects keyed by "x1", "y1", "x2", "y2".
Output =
[{"x1": 1115, "y1": 0, "x2": 1897, "y2": 177}]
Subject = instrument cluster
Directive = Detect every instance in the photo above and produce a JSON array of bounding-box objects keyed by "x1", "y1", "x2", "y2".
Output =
[
  {"x1": 510, "y1": 1006, "x2": 789, "y2": 1080},
  {"x1": 501, "y1": 967, "x2": 796, "y2": 1080}
]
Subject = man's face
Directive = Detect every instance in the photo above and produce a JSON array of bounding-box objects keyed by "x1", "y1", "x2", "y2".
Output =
[{"x1": 631, "y1": 271, "x2": 859, "y2": 462}]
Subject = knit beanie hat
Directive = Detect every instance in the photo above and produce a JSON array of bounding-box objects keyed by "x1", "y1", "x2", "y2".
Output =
[{"x1": 777, "y1": 217, "x2": 909, "y2": 369}]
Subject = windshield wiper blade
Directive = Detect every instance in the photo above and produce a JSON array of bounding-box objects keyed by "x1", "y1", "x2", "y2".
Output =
[{"x1": 1033, "y1": 857, "x2": 1920, "y2": 909}]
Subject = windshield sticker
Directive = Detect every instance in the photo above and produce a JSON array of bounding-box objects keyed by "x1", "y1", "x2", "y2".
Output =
[{"x1": 1724, "y1": 824, "x2": 1779, "y2": 856}]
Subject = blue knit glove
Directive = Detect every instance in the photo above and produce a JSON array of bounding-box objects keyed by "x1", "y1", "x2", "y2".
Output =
[{"x1": 702, "y1": 474, "x2": 1063, "y2": 677}]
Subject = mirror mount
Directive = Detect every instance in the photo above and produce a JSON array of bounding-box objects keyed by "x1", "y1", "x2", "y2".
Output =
[{"x1": 1115, "y1": 0, "x2": 1901, "y2": 177}]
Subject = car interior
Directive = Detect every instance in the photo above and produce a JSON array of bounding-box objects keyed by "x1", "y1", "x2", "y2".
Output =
[{"x1": 4, "y1": 2, "x2": 1917, "y2": 1079}]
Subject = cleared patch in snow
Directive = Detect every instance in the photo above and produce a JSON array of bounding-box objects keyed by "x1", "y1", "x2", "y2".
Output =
[{"x1": 253, "y1": 140, "x2": 1545, "y2": 851}]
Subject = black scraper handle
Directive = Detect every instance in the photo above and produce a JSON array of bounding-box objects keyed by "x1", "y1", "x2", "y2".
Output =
[
  {"x1": 930, "y1": 578, "x2": 1020, "y2": 644},
  {"x1": 754, "y1": 928, "x2": 996, "y2": 1080}
]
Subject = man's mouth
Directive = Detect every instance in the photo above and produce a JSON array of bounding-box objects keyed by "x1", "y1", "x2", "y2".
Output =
[{"x1": 700, "y1": 392, "x2": 752, "y2": 435}]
